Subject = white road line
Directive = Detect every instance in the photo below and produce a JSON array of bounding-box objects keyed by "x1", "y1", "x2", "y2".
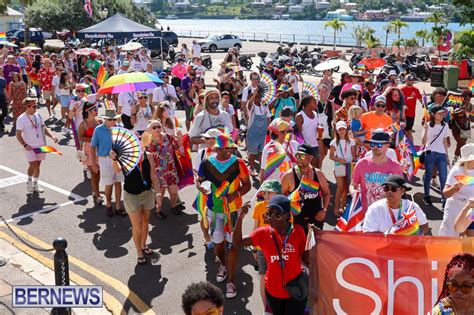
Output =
[
  {"x1": 0, "y1": 165, "x2": 87, "y2": 225},
  {"x1": 0, "y1": 175, "x2": 27, "y2": 189}
]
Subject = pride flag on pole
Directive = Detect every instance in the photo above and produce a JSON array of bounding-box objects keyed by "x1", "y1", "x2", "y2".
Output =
[
  {"x1": 0, "y1": 32, "x2": 6, "y2": 41},
  {"x1": 96, "y1": 64, "x2": 108, "y2": 86}
]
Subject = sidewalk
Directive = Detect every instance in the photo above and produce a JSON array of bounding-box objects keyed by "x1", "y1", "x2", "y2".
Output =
[{"x1": 0, "y1": 238, "x2": 111, "y2": 315}]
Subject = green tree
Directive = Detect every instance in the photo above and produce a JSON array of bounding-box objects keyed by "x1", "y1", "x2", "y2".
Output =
[
  {"x1": 415, "y1": 29, "x2": 430, "y2": 47},
  {"x1": 453, "y1": 29, "x2": 474, "y2": 58},
  {"x1": 365, "y1": 33, "x2": 381, "y2": 55},
  {"x1": 352, "y1": 24, "x2": 368, "y2": 48},
  {"x1": 150, "y1": 0, "x2": 164, "y2": 12},
  {"x1": 429, "y1": 25, "x2": 449, "y2": 56},
  {"x1": 424, "y1": 12, "x2": 448, "y2": 28},
  {"x1": 387, "y1": 19, "x2": 408, "y2": 43},
  {"x1": 452, "y1": 0, "x2": 474, "y2": 25},
  {"x1": 324, "y1": 18, "x2": 346, "y2": 50}
]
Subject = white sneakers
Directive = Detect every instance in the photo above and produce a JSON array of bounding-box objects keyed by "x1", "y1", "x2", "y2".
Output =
[
  {"x1": 216, "y1": 265, "x2": 227, "y2": 283},
  {"x1": 225, "y1": 282, "x2": 237, "y2": 299},
  {"x1": 27, "y1": 181, "x2": 44, "y2": 193},
  {"x1": 27, "y1": 181, "x2": 34, "y2": 193}
]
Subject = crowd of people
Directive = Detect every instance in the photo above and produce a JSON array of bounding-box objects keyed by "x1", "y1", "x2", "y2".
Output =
[{"x1": 1, "y1": 40, "x2": 473, "y2": 315}]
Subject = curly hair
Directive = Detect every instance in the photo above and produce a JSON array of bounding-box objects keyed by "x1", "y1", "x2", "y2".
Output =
[
  {"x1": 82, "y1": 102, "x2": 96, "y2": 120},
  {"x1": 181, "y1": 281, "x2": 224, "y2": 315},
  {"x1": 436, "y1": 253, "x2": 474, "y2": 305}
]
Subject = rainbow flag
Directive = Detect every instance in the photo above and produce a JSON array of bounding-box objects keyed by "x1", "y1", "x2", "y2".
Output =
[
  {"x1": 176, "y1": 134, "x2": 194, "y2": 189},
  {"x1": 300, "y1": 176, "x2": 320, "y2": 193},
  {"x1": 33, "y1": 146, "x2": 62, "y2": 156},
  {"x1": 192, "y1": 192, "x2": 208, "y2": 228},
  {"x1": 96, "y1": 64, "x2": 108, "y2": 86},
  {"x1": 388, "y1": 203, "x2": 420, "y2": 235},
  {"x1": 288, "y1": 189, "x2": 302, "y2": 216},
  {"x1": 356, "y1": 63, "x2": 366, "y2": 70},
  {"x1": 468, "y1": 79, "x2": 474, "y2": 93},
  {"x1": 104, "y1": 99, "x2": 115, "y2": 110},
  {"x1": 215, "y1": 180, "x2": 230, "y2": 198},
  {"x1": 454, "y1": 175, "x2": 474, "y2": 186},
  {"x1": 284, "y1": 64, "x2": 293, "y2": 72},
  {"x1": 263, "y1": 146, "x2": 286, "y2": 180},
  {"x1": 0, "y1": 32, "x2": 6, "y2": 41}
]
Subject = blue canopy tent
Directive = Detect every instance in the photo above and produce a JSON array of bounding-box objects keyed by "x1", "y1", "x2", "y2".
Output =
[{"x1": 77, "y1": 13, "x2": 160, "y2": 43}]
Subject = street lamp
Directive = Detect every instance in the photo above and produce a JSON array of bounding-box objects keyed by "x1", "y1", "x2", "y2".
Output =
[{"x1": 98, "y1": 6, "x2": 109, "y2": 19}]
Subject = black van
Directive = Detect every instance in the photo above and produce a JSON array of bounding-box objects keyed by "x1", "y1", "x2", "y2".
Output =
[
  {"x1": 162, "y1": 31, "x2": 178, "y2": 47},
  {"x1": 132, "y1": 37, "x2": 170, "y2": 58}
]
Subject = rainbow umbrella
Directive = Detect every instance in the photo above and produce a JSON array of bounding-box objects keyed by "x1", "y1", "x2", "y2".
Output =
[
  {"x1": 75, "y1": 48, "x2": 100, "y2": 56},
  {"x1": 98, "y1": 72, "x2": 164, "y2": 94}
]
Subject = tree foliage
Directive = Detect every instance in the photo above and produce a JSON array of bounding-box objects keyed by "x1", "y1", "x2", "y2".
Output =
[
  {"x1": 25, "y1": 0, "x2": 156, "y2": 33},
  {"x1": 325, "y1": 18, "x2": 346, "y2": 50},
  {"x1": 451, "y1": 0, "x2": 474, "y2": 25}
]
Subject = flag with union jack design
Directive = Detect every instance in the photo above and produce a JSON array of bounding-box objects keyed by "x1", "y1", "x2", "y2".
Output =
[
  {"x1": 387, "y1": 202, "x2": 420, "y2": 235},
  {"x1": 336, "y1": 191, "x2": 364, "y2": 232},
  {"x1": 84, "y1": 0, "x2": 93, "y2": 18}
]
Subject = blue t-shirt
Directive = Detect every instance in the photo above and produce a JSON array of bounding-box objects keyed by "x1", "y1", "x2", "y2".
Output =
[
  {"x1": 91, "y1": 124, "x2": 112, "y2": 157},
  {"x1": 274, "y1": 97, "x2": 296, "y2": 118}
]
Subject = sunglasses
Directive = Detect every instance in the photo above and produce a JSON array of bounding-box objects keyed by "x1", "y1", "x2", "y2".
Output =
[
  {"x1": 383, "y1": 185, "x2": 400, "y2": 192},
  {"x1": 152, "y1": 125, "x2": 162, "y2": 130},
  {"x1": 106, "y1": 118, "x2": 117, "y2": 121},
  {"x1": 296, "y1": 153, "x2": 309, "y2": 160},
  {"x1": 87, "y1": 107, "x2": 98, "y2": 112},
  {"x1": 447, "y1": 282, "x2": 473, "y2": 294},
  {"x1": 375, "y1": 104, "x2": 386, "y2": 108},
  {"x1": 370, "y1": 143, "x2": 384, "y2": 148},
  {"x1": 76, "y1": 90, "x2": 85, "y2": 93},
  {"x1": 27, "y1": 105, "x2": 37, "y2": 108},
  {"x1": 251, "y1": 78, "x2": 260, "y2": 81},
  {"x1": 193, "y1": 306, "x2": 220, "y2": 315},
  {"x1": 348, "y1": 97, "x2": 356, "y2": 101},
  {"x1": 264, "y1": 211, "x2": 282, "y2": 220},
  {"x1": 139, "y1": 96, "x2": 148, "y2": 99}
]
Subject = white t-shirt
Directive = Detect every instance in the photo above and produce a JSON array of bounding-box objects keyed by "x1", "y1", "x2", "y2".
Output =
[
  {"x1": 130, "y1": 60, "x2": 144, "y2": 72},
  {"x1": 330, "y1": 139, "x2": 355, "y2": 162},
  {"x1": 425, "y1": 123, "x2": 449, "y2": 154},
  {"x1": 189, "y1": 110, "x2": 233, "y2": 148},
  {"x1": 218, "y1": 104, "x2": 235, "y2": 117},
  {"x1": 286, "y1": 74, "x2": 299, "y2": 93},
  {"x1": 445, "y1": 165, "x2": 474, "y2": 201},
  {"x1": 195, "y1": 65, "x2": 206, "y2": 78},
  {"x1": 363, "y1": 198, "x2": 428, "y2": 233},
  {"x1": 192, "y1": 43, "x2": 201, "y2": 58},
  {"x1": 261, "y1": 140, "x2": 299, "y2": 180},
  {"x1": 16, "y1": 112, "x2": 46, "y2": 147},
  {"x1": 365, "y1": 148, "x2": 398, "y2": 162},
  {"x1": 133, "y1": 105, "x2": 153, "y2": 132},
  {"x1": 241, "y1": 85, "x2": 257, "y2": 104},
  {"x1": 118, "y1": 92, "x2": 137, "y2": 116},
  {"x1": 117, "y1": 68, "x2": 128, "y2": 75},
  {"x1": 52, "y1": 75, "x2": 60, "y2": 97},
  {"x1": 152, "y1": 85, "x2": 177, "y2": 104}
]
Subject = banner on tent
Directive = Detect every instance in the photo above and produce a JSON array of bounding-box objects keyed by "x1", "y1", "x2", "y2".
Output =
[{"x1": 310, "y1": 231, "x2": 473, "y2": 315}]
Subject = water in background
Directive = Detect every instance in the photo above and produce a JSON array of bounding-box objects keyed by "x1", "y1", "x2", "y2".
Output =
[{"x1": 160, "y1": 19, "x2": 470, "y2": 46}]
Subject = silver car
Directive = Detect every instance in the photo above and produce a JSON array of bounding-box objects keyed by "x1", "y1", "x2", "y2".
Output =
[{"x1": 198, "y1": 34, "x2": 242, "y2": 52}]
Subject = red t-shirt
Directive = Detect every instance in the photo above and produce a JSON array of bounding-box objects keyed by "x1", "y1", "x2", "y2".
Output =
[
  {"x1": 38, "y1": 67, "x2": 55, "y2": 91},
  {"x1": 400, "y1": 86, "x2": 421, "y2": 118},
  {"x1": 250, "y1": 225, "x2": 306, "y2": 299}
]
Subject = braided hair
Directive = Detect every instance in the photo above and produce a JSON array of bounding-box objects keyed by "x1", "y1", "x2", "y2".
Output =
[{"x1": 436, "y1": 253, "x2": 474, "y2": 305}]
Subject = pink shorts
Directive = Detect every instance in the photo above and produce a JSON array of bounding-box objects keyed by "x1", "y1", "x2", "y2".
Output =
[{"x1": 25, "y1": 150, "x2": 46, "y2": 162}]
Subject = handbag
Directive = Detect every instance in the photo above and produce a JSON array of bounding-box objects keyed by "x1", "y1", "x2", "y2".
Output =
[
  {"x1": 420, "y1": 124, "x2": 446, "y2": 164},
  {"x1": 271, "y1": 229, "x2": 309, "y2": 301}
]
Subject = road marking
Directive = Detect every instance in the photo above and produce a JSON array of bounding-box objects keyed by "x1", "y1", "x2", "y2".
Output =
[
  {"x1": 0, "y1": 231, "x2": 124, "y2": 315},
  {"x1": 0, "y1": 175, "x2": 27, "y2": 188},
  {"x1": 2, "y1": 225, "x2": 155, "y2": 315},
  {"x1": 0, "y1": 165, "x2": 87, "y2": 225}
]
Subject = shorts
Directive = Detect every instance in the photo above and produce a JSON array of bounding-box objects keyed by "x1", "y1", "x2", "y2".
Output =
[
  {"x1": 207, "y1": 211, "x2": 239, "y2": 245},
  {"x1": 42, "y1": 90, "x2": 52, "y2": 100},
  {"x1": 405, "y1": 116, "x2": 415, "y2": 131},
  {"x1": 60, "y1": 95, "x2": 71, "y2": 108},
  {"x1": 98, "y1": 156, "x2": 125, "y2": 186},
  {"x1": 311, "y1": 146, "x2": 320, "y2": 161},
  {"x1": 25, "y1": 150, "x2": 45, "y2": 162},
  {"x1": 256, "y1": 250, "x2": 267, "y2": 275},
  {"x1": 247, "y1": 138, "x2": 264, "y2": 155},
  {"x1": 184, "y1": 105, "x2": 194, "y2": 121},
  {"x1": 123, "y1": 189, "x2": 155, "y2": 213},
  {"x1": 322, "y1": 139, "x2": 331, "y2": 149}
]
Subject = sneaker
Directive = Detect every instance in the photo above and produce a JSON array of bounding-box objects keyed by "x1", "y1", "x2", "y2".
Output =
[
  {"x1": 216, "y1": 265, "x2": 227, "y2": 283},
  {"x1": 452, "y1": 156, "x2": 458, "y2": 165},
  {"x1": 27, "y1": 181, "x2": 34, "y2": 193},
  {"x1": 431, "y1": 177, "x2": 440, "y2": 188},
  {"x1": 225, "y1": 282, "x2": 237, "y2": 299},
  {"x1": 33, "y1": 185, "x2": 44, "y2": 193},
  {"x1": 62, "y1": 127, "x2": 70, "y2": 135},
  {"x1": 85, "y1": 169, "x2": 91, "y2": 180},
  {"x1": 423, "y1": 196, "x2": 433, "y2": 206}
]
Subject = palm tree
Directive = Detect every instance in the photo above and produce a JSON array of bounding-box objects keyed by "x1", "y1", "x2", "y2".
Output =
[
  {"x1": 424, "y1": 12, "x2": 448, "y2": 29},
  {"x1": 365, "y1": 34, "x2": 381, "y2": 56},
  {"x1": 325, "y1": 18, "x2": 346, "y2": 50},
  {"x1": 352, "y1": 24, "x2": 368, "y2": 48},
  {"x1": 415, "y1": 29, "x2": 429, "y2": 47},
  {"x1": 387, "y1": 19, "x2": 409, "y2": 42}
]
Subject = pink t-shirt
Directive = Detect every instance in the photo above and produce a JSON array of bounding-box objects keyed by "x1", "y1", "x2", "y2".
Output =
[{"x1": 352, "y1": 156, "x2": 403, "y2": 212}]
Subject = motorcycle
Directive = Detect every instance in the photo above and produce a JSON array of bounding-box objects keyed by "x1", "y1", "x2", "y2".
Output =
[
  {"x1": 349, "y1": 52, "x2": 374, "y2": 73},
  {"x1": 202, "y1": 55, "x2": 212, "y2": 70},
  {"x1": 239, "y1": 55, "x2": 253, "y2": 70},
  {"x1": 403, "y1": 55, "x2": 431, "y2": 81},
  {"x1": 381, "y1": 54, "x2": 408, "y2": 81},
  {"x1": 165, "y1": 46, "x2": 176, "y2": 64}
]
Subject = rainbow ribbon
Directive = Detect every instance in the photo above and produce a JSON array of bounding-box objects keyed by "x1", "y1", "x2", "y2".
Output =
[
  {"x1": 215, "y1": 180, "x2": 231, "y2": 198},
  {"x1": 263, "y1": 150, "x2": 286, "y2": 180},
  {"x1": 33, "y1": 146, "x2": 62, "y2": 156},
  {"x1": 0, "y1": 32, "x2": 6, "y2": 41},
  {"x1": 96, "y1": 64, "x2": 108, "y2": 86},
  {"x1": 468, "y1": 79, "x2": 473, "y2": 93}
]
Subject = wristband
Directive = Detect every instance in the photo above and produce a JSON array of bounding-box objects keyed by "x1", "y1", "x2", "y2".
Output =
[{"x1": 22, "y1": 143, "x2": 27, "y2": 147}]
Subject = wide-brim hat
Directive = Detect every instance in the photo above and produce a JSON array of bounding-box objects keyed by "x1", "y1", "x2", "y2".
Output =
[
  {"x1": 268, "y1": 118, "x2": 292, "y2": 134},
  {"x1": 364, "y1": 129, "x2": 390, "y2": 144},
  {"x1": 459, "y1": 143, "x2": 474, "y2": 163},
  {"x1": 260, "y1": 180, "x2": 282, "y2": 194},
  {"x1": 102, "y1": 109, "x2": 121, "y2": 120},
  {"x1": 201, "y1": 128, "x2": 223, "y2": 139},
  {"x1": 214, "y1": 134, "x2": 237, "y2": 149}
]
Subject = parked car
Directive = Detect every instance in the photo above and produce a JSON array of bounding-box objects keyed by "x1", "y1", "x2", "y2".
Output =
[
  {"x1": 6, "y1": 29, "x2": 19, "y2": 38},
  {"x1": 130, "y1": 37, "x2": 170, "y2": 58},
  {"x1": 198, "y1": 34, "x2": 242, "y2": 52},
  {"x1": 10, "y1": 30, "x2": 45, "y2": 48},
  {"x1": 162, "y1": 31, "x2": 178, "y2": 47}
]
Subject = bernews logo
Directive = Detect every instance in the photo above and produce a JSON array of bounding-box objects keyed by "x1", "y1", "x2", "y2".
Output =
[{"x1": 12, "y1": 286, "x2": 103, "y2": 308}]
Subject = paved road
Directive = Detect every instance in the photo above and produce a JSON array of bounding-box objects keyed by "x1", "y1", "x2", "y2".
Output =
[{"x1": 0, "y1": 42, "x2": 460, "y2": 314}]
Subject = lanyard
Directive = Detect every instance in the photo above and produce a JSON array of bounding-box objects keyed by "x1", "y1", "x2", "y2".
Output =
[
  {"x1": 26, "y1": 114, "x2": 40, "y2": 138},
  {"x1": 338, "y1": 141, "x2": 348, "y2": 159},
  {"x1": 138, "y1": 155, "x2": 148, "y2": 186},
  {"x1": 274, "y1": 224, "x2": 293, "y2": 269},
  {"x1": 387, "y1": 200, "x2": 403, "y2": 224}
]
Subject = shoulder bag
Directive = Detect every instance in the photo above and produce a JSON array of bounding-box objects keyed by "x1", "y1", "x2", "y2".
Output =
[
  {"x1": 419, "y1": 124, "x2": 446, "y2": 164},
  {"x1": 271, "y1": 229, "x2": 309, "y2": 301}
]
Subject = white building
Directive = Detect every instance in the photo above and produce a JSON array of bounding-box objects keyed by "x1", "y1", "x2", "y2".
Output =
[
  {"x1": 0, "y1": 7, "x2": 23, "y2": 32},
  {"x1": 173, "y1": 0, "x2": 191, "y2": 9},
  {"x1": 275, "y1": 5, "x2": 288, "y2": 12},
  {"x1": 133, "y1": 0, "x2": 153, "y2": 7},
  {"x1": 315, "y1": 1, "x2": 331, "y2": 10},
  {"x1": 301, "y1": 0, "x2": 314, "y2": 7},
  {"x1": 210, "y1": 0, "x2": 225, "y2": 3},
  {"x1": 289, "y1": 5, "x2": 304, "y2": 13}
]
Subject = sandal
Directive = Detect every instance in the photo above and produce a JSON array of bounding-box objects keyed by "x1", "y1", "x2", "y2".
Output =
[
  {"x1": 116, "y1": 208, "x2": 127, "y2": 217},
  {"x1": 142, "y1": 246, "x2": 154, "y2": 255},
  {"x1": 155, "y1": 211, "x2": 167, "y2": 220},
  {"x1": 93, "y1": 195, "x2": 103, "y2": 206},
  {"x1": 137, "y1": 256, "x2": 147, "y2": 265}
]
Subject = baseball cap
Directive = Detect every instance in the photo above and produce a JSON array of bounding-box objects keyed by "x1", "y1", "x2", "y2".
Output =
[
  {"x1": 383, "y1": 174, "x2": 412, "y2": 191},
  {"x1": 375, "y1": 95, "x2": 387, "y2": 104},
  {"x1": 122, "y1": 60, "x2": 130, "y2": 67},
  {"x1": 430, "y1": 105, "x2": 445, "y2": 114},
  {"x1": 260, "y1": 180, "x2": 282, "y2": 194},
  {"x1": 201, "y1": 128, "x2": 223, "y2": 139},
  {"x1": 405, "y1": 74, "x2": 415, "y2": 81},
  {"x1": 336, "y1": 121, "x2": 347, "y2": 130},
  {"x1": 296, "y1": 144, "x2": 314, "y2": 156},
  {"x1": 265, "y1": 195, "x2": 290, "y2": 214}
]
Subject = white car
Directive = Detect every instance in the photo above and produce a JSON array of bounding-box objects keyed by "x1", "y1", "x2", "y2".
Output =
[{"x1": 198, "y1": 34, "x2": 242, "y2": 52}]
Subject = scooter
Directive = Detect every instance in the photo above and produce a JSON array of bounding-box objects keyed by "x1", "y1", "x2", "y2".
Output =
[
  {"x1": 202, "y1": 55, "x2": 212, "y2": 70},
  {"x1": 239, "y1": 55, "x2": 253, "y2": 70}
]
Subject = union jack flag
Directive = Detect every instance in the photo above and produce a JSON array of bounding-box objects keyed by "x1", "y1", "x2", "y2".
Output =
[
  {"x1": 84, "y1": 0, "x2": 93, "y2": 18},
  {"x1": 387, "y1": 202, "x2": 420, "y2": 235},
  {"x1": 336, "y1": 191, "x2": 364, "y2": 232}
]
